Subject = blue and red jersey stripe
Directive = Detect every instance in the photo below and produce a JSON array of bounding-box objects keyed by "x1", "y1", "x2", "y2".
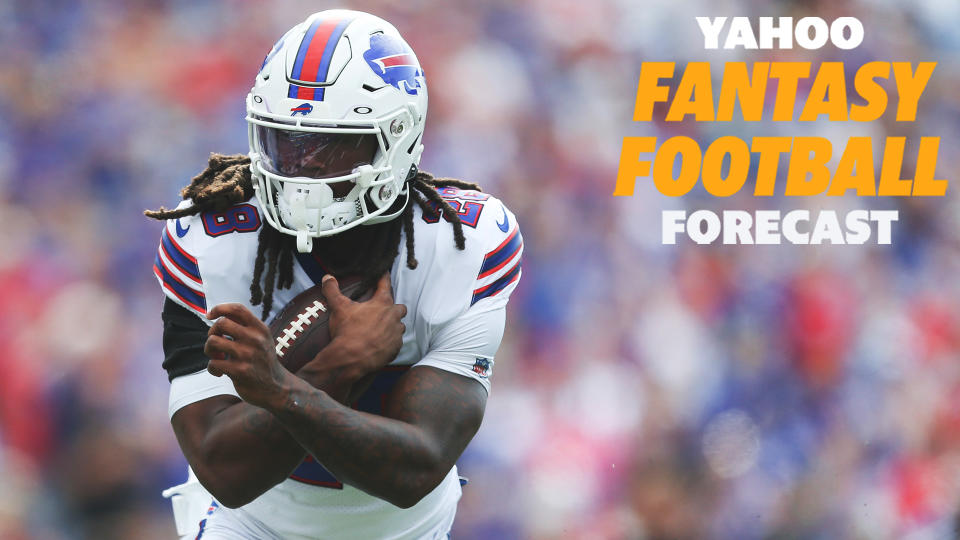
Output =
[
  {"x1": 288, "y1": 14, "x2": 356, "y2": 101},
  {"x1": 154, "y1": 254, "x2": 206, "y2": 314},
  {"x1": 194, "y1": 500, "x2": 219, "y2": 539},
  {"x1": 160, "y1": 228, "x2": 201, "y2": 283},
  {"x1": 472, "y1": 262, "x2": 522, "y2": 305},
  {"x1": 473, "y1": 226, "x2": 523, "y2": 305},
  {"x1": 155, "y1": 226, "x2": 205, "y2": 313},
  {"x1": 478, "y1": 228, "x2": 522, "y2": 279}
]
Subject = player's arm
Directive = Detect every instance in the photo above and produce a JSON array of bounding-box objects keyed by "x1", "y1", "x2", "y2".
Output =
[
  {"x1": 206, "y1": 276, "x2": 489, "y2": 509},
  {"x1": 274, "y1": 365, "x2": 484, "y2": 509},
  {"x1": 168, "y1": 274, "x2": 404, "y2": 508},
  {"x1": 171, "y1": 396, "x2": 303, "y2": 508},
  {"x1": 169, "y1": 351, "x2": 354, "y2": 509}
]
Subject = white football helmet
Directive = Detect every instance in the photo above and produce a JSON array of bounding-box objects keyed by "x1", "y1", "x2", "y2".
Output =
[{"x1": 247, "y1": 10, "x2": 428, "y2": 252}]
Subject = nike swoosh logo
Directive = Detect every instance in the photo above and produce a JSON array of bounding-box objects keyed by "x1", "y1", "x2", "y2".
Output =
[
  {"x1": 496, "y1": 207, "x2": 509, "y2": 233},
  {"x1": 176, "y1": 219, "x2": 190, "y2": 237}
]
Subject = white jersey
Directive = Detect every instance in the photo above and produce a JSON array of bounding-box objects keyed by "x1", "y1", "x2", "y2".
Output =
[{"x1": 154, "y1": 187, "x2": 522, "y2": 539}]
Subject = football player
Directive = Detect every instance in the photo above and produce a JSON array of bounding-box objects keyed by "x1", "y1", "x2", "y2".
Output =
[{"x1": 146, "y1": 10, "x2": 523, "y2": 540}]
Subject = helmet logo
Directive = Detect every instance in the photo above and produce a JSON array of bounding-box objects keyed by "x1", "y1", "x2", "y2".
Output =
[
  {"x1": 363, "y1": 34, "x2": 422, "y2": 95},
  {"x1": 260, "y1": 33, "x2": 288, "y2": 74},
  {"x1": 290, "y1": 103, "x2": 313, "y2": 116}
]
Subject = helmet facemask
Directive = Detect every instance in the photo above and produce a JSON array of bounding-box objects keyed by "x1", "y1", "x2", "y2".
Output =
[{"x1": 247, "y1": 101, "x2": 417, "y2": 252}]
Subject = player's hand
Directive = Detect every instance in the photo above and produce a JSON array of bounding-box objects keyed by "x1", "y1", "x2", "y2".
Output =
[
  {"x1": 204, "y1": 303, "x2": 292, "y2": 410},
  {"x1": 316, "y1": 273, "x2": 406, "y2": 382}
]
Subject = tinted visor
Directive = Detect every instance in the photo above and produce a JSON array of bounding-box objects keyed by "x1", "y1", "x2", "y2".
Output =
[{"x1": 255, "y1": 125, "x2": 379, "y2": 179}]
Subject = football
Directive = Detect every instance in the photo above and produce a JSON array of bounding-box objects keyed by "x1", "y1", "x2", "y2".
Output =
[{"x1": 269, "y1": 276, "x2": 372, "y2": 373}]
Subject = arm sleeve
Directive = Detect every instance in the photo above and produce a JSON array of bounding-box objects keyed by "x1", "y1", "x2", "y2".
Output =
[
  {"x1": 415, "y1": 305, "x2": 506, "y2": 395},
  {"x1": 162, "y1": 298, "x2": 239, "y2": 419},
  {"x1": 161, "y1": 298, "x2": 210, "y2": 381}
]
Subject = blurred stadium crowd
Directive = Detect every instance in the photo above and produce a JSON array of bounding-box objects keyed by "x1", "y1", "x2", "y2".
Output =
[{"x1": 1, "y1": 0, "x2": 960, "y2": 538}]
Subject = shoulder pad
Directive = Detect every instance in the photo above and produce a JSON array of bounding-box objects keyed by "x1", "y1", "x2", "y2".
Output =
[
  {"x1": 153, "y1": 199, "x2": 265, "y2": 320},
  {"x1": 400, "y1": 188, "x2": 522, "y2": 323},
  {"x1": 466, "y1": 193, "x2": 522, "y2": 306}
]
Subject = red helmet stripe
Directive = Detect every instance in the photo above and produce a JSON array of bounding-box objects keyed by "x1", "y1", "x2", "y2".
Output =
[{"x1": 379, "y1": 54, "x2": 417, "y2": 68}]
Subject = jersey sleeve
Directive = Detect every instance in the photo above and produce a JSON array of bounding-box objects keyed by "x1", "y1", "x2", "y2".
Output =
[
  {"x1": 413, "y1": 197, "x2": 523, "y2": 393},
  {"x1": 168, "y1": 371, "x2": 240, "y2": 419},
  {"x1": 153, "y1": 210, "x2": 210, "y2": 322},
  {"x1": 415, "y1": 306, "x2": 506, "y2": 394}
]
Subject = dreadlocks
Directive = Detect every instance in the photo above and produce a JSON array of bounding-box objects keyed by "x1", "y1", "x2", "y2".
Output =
[{"x1": 146, "y1": 153, "x2": 481, "y2": 320}]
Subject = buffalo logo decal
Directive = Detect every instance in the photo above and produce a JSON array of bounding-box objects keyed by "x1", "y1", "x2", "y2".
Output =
[
  {"x1": 363, "y1": 33, "x2": 422, "y2": 95},
  {"x1": 290, "y1": 103, "x2": 313, "y2": 116}
]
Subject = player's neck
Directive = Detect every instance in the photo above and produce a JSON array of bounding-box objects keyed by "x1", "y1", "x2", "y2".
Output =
[{"x1": 308, "y1": 218, "x2": 397, "y2": 277}]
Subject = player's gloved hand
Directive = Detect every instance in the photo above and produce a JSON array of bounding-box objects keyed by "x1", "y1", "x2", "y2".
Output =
[
  {"x1": 312, "y1": 272, "x2": 406, "y2": 384},
  {"x1": 204, "y1": 303, "x2": 291, "y2": 410}
]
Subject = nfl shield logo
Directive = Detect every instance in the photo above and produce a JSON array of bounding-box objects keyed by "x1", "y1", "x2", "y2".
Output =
[{"x1": 472, "y1": 358, "x2": 491, "y2": 378}]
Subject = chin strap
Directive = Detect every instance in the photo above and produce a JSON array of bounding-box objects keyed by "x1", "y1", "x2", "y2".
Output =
[{"x1": 296, "y1": 231, "x2": 312, "y2": 253}]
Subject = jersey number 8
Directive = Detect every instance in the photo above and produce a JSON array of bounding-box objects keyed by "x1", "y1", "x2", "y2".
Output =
[{"x1": 202, "y1": 204, "x2": 262, "y2": 237}]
